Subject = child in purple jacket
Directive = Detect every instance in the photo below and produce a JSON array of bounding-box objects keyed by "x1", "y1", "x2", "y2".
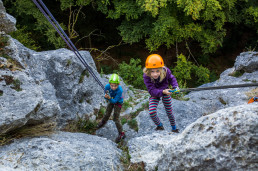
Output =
[{"x1": 143, "y1": 54, "x2": 180, "y2": 133}]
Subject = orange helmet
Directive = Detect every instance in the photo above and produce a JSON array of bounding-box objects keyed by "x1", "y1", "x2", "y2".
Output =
[{"x1": 145, "y1": 54, "x2": 164, "y2": 68}]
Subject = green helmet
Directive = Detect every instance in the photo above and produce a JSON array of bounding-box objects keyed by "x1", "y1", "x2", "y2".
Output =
[{"x1": 109, "y1": 74, "x2": 120, "y2": 84}]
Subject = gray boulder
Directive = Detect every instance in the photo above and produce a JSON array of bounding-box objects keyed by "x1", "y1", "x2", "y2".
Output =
[
  {"x1": 129, "y1": 103, "x2": 258, "y2": 171},
  {"x1": 234, "y1": 51, "x2": 258, "y2": 72},
  {"x1": 3, "y1": 37, "x2": 105, "y2": 126},
  {"x1": 186, "y1": 64, "x2": 257, "y2": 114},
  {"x1": 0, "y1": 132, "x2": 123, "y2": 171},
  {"x1": 1, "y1": 36, "x2": 107, "y2": 133},
  {"x1": 0, "y1": 66, "x2": 59, "y2": 134}
]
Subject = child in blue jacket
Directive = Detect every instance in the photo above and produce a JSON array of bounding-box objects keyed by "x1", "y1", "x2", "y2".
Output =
[{"x1": 97, "y1": 74, "x2": 125, "y2": 142}]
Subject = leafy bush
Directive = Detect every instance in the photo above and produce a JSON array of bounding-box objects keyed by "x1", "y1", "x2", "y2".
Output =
[
  {"x1": 122, "y1": 100, "x2": 132, "y2": 111},
  {"x1": 127, "y1": 119, "x2": 138, "y2": 132},
  {"x1": 121, "y1": 118, "x2": 127, "y2": 125},
  {"x1": 172, "y1": 54, "x2": 210, "y2": 87},
  {"x1": 76, "y1": 118, "x2": 97, "y2": 134},
  {"x1": 116, "y1": 58, "x2": 145, "y2": 89},
  {"x1": 100, "y1": 65, "x2": 113, "y2": 75},
  {"x1": 0, "y1": 36, "x2": 9, "y2": 49},
  {"x1": 97, "y1": 106, "x2": 106, "y2": 120},
  {"x1": 228, "y1": 70, "x2": 244, "y2": 78},
  {"x1": 10, "y1": 25, "x2": 40, "y2": 51}
]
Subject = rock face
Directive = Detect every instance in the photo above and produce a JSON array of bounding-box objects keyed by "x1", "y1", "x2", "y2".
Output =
[
  {"x1": 0, "y1": 37, "x2": 106, "y2": 133},
  {"x1": 234, "y1": 51, "x2": 258, "y2": 72},
  {"x1": 1, "y1": 1, "x2": 258, "y2": 170},
  {"x1": 0, "y1": 132, "x2": 123, "y2": 171},
  {"x1": 128, "y1": 104, "x2": 258, "y2": 171},
  {"x1": 186, "y1": 67, "x2": 258, "y2": 114},
  {"x1": 0, "y1": 0, "x2": 16, "y2": 33},
  {"x1": 0, "y1": 60, "x2": 59, "y2": 133}
]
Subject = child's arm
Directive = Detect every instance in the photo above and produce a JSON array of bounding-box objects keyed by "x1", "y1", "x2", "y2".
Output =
[
  {"x1": 143, "y1": 74, "x2": 163, "y2": 97},
  {"x1": 167, "y1": 68, "x2": 179, "y2": 88}
]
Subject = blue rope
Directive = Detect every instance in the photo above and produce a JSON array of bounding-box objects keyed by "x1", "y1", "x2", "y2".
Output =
[{"x1": 32, "y1": 0, "x2": 105, "y2": 90}]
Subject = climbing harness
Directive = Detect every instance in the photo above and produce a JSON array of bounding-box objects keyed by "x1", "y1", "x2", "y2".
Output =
[
  {"x1": 32, "y1": 0, "x2": 105, "y2": 90},
  {"x1": 169, "y1": 83, "x2": 258, "y2": 93}
]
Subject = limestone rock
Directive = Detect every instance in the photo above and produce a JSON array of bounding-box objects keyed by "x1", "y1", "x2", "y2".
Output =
[
  {"x1": 128, "y1": 104, "x2": 258, "y2": 171},
  {"x1": 0, "y1": 132, "x2": 123, "y2": 171}
]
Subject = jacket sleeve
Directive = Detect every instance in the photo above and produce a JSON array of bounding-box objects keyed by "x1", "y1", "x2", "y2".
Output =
[
  {"x1": 167, "y1": 68, "x2": 179, "y2": 88},
  {"x1": 143, "y1": 74, "x2": 163, "y2": 97},
  {"x1": 104, "y1": 84, "x2": 109, "y2": 100},
  {"x1": 109, "y1": 87, "x2": 123, "y2": 104}
]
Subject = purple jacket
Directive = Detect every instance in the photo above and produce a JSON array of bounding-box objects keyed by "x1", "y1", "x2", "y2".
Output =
[{"x1": 143, "y1": 67, "x2": 178, "y2": 97}]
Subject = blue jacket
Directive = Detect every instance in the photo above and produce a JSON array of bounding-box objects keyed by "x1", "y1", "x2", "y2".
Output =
[{"x1": 104, "y1": 84, "x2": 123, "y2": 104}]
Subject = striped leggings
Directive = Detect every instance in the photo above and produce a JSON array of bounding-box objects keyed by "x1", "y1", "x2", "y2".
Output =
[{"x1": 149, "y1": 95, "x2": 176, "y2": 126}]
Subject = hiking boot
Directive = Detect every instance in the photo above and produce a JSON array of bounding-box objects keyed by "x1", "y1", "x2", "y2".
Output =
[
  {"x1": 115, "y1": 132, "x2": 126, "y2": 143},
  {"x1": 171, "y1": 129, "x2": 179, "y2": 133},
  {"x1": 155, "y1": 125, "x2": 165, "y2": 131},
  {"x1": 97, "y1": 121, "x2": 106, "y2": 129}
]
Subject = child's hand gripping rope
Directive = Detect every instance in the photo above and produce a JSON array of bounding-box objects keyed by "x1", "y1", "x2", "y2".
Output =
[
  {"x1": 105, "y1": 90, "x2": 111, "y2": 100},
  {"x1": 169, "y1": 87, "x2": 180, "y2": 94}
]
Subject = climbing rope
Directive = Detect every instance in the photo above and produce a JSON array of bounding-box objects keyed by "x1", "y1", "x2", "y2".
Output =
[
  {"x1": 180, "y1": 83, "x2": 258, "y2": 92},
  {"x1": 32, "y1": 0, "x2": 105, "y2": 90}
]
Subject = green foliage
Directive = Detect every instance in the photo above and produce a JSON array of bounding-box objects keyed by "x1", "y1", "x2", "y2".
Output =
[
  {"x1": 192, "y1": 65, "x2": 210, "y2": 85},
  {"x1": 70, "y1": 118, "x2": 97, "y2": 134},
  {"x1": 169, "y1": 81, "x2": 189, "y2": 101},
  {"x1": 172, "y1": 54, "x2": 210, "y2": 87},
  {"x1": 97, "y1": 106, "x2": 106, "y2": 120},
  {"x1": 122, "y1": 100, "x2": 132, "y2": 111},
  {"x1": 0, "y1": 90, "x2": 3, "y2": 96},
  {"x1": 4, "y1": 0, "x2": 65, "y2": 50},
  {"x1": 209, "y1": 71, "x2": 218, "y2": 83},
  {"x1": 121, "y1": 117, "x2": 127, "y2": 125},
  {"x1": 170, "y1": 93, "x2": 190, "y2": 101},
  {"x1": 66, "y1": 59, "x2": 72, "y2": 66},
  {"x1": 0, "y1": 36, "x2": 9, "y2": 59},
  {"x1": 79, "y1": 69, "x2": 89, "y2": 83},
  {"x1": 117, "y1": 143, "x2": 132, "y2": 167},
  {"x1": 171, "y1": 54, "x2": 192, "y2": 88},
  {"x1": 131, "y1": 102, "x2": 148, "y2": 119},
  {"x1": 4, "y1": 0, "x2": 258, "y2": 55},
  {"x1": 11, "y1": 79, "x2": 22, "y2": 92},
  {"x1": 95, "y1": 0, "x2": 258, "y2": 54},
  {"x1": 228, "y1": 70, "x2": 244, "y2": 77},
  {"x1": 116, "y1": 58, "x2": 145, "y2": 89},
  {"x1": 10, "y1": 25, "x2": 40, "y2": 51},
  {"x1": 100, "y1": 65, "x2": 113, "y2": 75},
  {"x1": 0, "y1": 36, "x2": 9, "y2": 48},
  {"x1": 127, "y1": 119, "x2": 138, "y2": 132}
]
